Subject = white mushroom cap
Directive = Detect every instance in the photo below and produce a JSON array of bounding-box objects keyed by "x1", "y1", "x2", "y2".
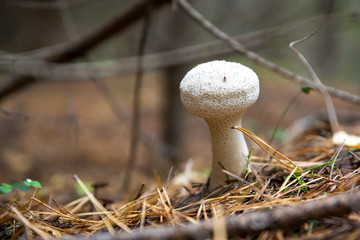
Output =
[
  {"x1": 180, "y1": 60, "x2": 259, "y2": 121},
  {"x1": 180, "y1": 60, "x2": 260, "y2": 188}
]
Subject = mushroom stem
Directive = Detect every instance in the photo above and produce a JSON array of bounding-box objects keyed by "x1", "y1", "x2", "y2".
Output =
[{"x1": 206, "y1": 115, "x2": 248, "y2": 188}]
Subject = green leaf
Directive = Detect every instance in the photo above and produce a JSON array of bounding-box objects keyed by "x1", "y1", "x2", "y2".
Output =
[
  {"x1": 24, "y1": 179, "x2": 32, "y2": 187},
  {"x1": 30, "y1": 181, "x2": 42, "y2": 189},
  {"x1": 0, "y1": 185, "x2": 13, "y2": 194},
  {"x1": 19, "y1": 186, "x2": 29, "y2": 192},
  {"x1": 2, "y1": 183, "x2": 13, "y2": 189},
  {"x1": 301, "y1": 86, "x2": 313, "y2": 94},
  {"x1": 247, "y1": 147, "x2": 254, "y2": 160},
  {"x1": 12, "y1": 183, "x2": 22, "y2": 189}
]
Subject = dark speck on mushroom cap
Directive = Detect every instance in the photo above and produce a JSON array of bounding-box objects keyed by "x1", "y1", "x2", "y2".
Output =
[{"x1": 180, "y1": 60, "x2": 259, "y2": 120}]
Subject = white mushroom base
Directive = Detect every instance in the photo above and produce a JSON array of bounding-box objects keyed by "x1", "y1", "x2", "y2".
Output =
[{"x1": 207, "y1": 116, "x2": 249, "y2": 188}]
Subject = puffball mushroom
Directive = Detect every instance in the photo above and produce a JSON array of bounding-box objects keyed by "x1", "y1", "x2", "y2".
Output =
[{"x1": 180, "y1": 60, "x2": 259, "y2": 188}]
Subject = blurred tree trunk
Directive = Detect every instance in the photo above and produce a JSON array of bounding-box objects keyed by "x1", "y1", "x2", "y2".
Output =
[
  {"x1": 159, "y1": 8, "x2": 192, "y2": 171},
  {"x1": 162, "y1": 64, "x2": 188, "y2": 168}
]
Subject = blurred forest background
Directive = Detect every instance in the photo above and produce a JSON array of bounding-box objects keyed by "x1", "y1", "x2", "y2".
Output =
[{"x1": 0, "y1": 0, "x2": 359, "y2": 201}]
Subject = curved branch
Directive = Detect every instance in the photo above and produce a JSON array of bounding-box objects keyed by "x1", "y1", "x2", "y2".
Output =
[
  {"x1": 0, "y1": 0, "x2": 171, "y2": 101},
  {"x1": 177, "y1": 0, "x2": 360, "y2": 105}
]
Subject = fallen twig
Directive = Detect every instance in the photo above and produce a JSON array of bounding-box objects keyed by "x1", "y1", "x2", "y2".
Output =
[{"x1": 67, "y1": 190, "x2": 360, "y2": 239}]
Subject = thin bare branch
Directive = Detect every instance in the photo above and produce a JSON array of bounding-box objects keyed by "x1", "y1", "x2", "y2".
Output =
[
  {"x1": 289, "y1": 0, "x2": 340, "y2": 134},
  {"x1": 1, "y1": 0, "x2": 94, "y2": 9},
  {"x1": 0, "y1": 0, "x2": 171, "y2": 101},
  {"x1": 176, "y1": 0, "x2": 360, "y2": 105},
  {"x1": 0, "y1": 26, "x2": 278, "y2": 79},
  {"x1": 44, "y1": 0, "x2": 170, "y2": 63},
  {"x1": 123, "y1": 1, "x2": 153, "y2": 190},
  {"x1": 1, "y1": 10, "x2": 359, "y2": 104},
  {"x1": 56, "y1": 0, "x2": 179, "y2": 174}
]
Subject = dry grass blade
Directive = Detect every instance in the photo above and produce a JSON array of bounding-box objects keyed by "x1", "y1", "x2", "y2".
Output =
[
  {"x1": 201, "y1": 201, "x2": 208, "y2": 221},
  {"x1": 68, "y1": 196, "x2": 90, "y2": 214},
  {"x1": 274, "y1": 166, "x2": 299, "y2": 197},
  {"x1": 73, "y1": 175, "x2": 131, "y2": 233},
  {"x1": 277, "y1": 177, "x2": 322, "y2": 198},
  {"x1": 349, "y1": 150, "x2": 360, "y2": 161},
  {"x1": 330, "y1": 142, "x2": 345, "y2": 179},
  {"x1": 139, "y1": 199, "x2": 146, "y2": 229},
  {"x1": 66, "y1": 190, "x2": 360, "y2": 240},
  {"x1": 251, "y1": 156, "x2": 326, "y2": 169},
  {"x1": 8, "y1": 205, "x2": 53, "y2": 240},
  {"x1": 232, "y1": 126, "x2": 300, "y2": 170},
  {"x1": 30, "y1": 197, "x2": 75, "y2": 220},
  {"x1": 222, "y1": 170, "x2": 260, "y2": 190}
]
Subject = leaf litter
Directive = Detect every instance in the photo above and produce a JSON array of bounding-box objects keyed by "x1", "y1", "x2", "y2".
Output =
[{"x1": 1, "y1": 128, "x2": 360, "y2": 239}]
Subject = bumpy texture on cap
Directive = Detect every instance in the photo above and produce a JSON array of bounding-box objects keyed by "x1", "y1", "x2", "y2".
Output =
[{"x1": 180, "y1": 60, "x2": 259, "y2": 120}]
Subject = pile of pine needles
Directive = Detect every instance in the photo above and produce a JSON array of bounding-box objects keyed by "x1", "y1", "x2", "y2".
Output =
[{"x1": 1, "y1": 128, "x2": 360, "y2": 240}]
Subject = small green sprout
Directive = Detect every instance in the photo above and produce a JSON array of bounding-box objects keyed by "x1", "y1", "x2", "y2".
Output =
[
  {"x1": 296, "y1": 160, "x2": 336, "y2": 174},
  {"x1": 246, "y1": 147, "x2": 254, "y2": 172},
  {"x1": 24, "y1": 179, "x2": 42, "y2": 189},
  {"x1": 293, "y1": 174, "x2": 308, "y2": 193},
  {"x1": 301, "y1": 86, "x2": 314, "y2": 94},
  {"x1": 0, "y1": 183, "x2": 13, "y2": 194},
  {"x1": 0, "y1": 179, "x2": 42, "y2": 194}
]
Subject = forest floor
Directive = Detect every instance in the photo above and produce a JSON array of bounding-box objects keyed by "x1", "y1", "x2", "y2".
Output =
[{"x1": 0, "y1": 72, "x2": 360, "y2": 239}]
